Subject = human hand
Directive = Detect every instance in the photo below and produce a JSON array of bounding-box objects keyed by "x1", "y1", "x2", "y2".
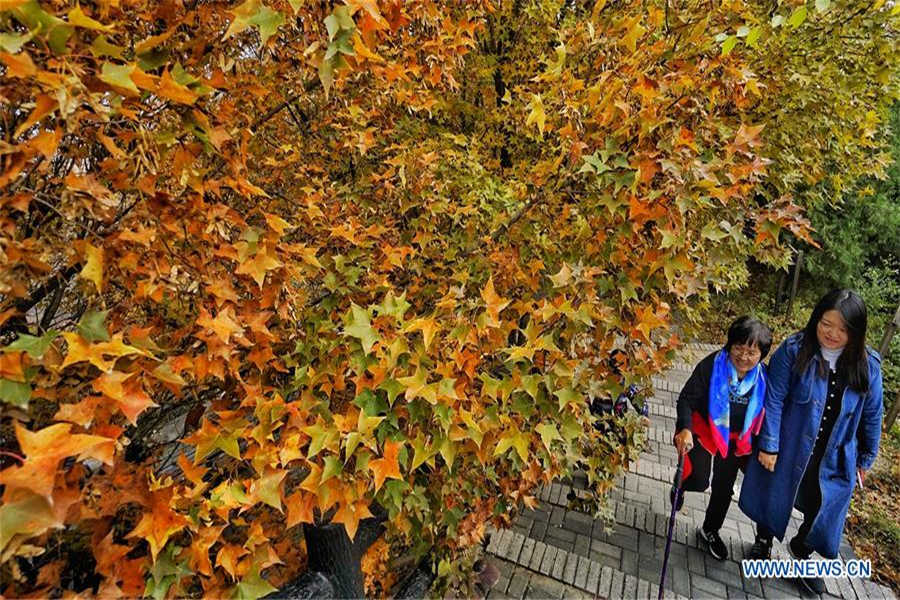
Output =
[
  {"x1": 673, "y1": 429, "x2": 693, "y2": 456},
  {"x1": 758, "y1": 451, "x2": 777, "y2": 472},
  {"x1": 857, "y1": 468, "x2": 866, "y2": 489}
]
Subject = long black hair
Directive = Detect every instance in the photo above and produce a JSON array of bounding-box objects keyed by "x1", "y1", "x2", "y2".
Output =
[{"x1": 794, "y1": 289, "x2": 870, "y2": 392}]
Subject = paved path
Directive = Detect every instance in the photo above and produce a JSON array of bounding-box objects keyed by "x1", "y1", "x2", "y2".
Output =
[{"x1": 485, "y1": 343, "x2": 896, "y2": 600}]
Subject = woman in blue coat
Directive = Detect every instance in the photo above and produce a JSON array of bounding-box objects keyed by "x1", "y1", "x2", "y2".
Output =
[
  {"x1": 739, "y1": 289, "x2": 883, "y2": 594},
  {"x1": 739, "y1": 290, "x2": 882, "y2": 593}
]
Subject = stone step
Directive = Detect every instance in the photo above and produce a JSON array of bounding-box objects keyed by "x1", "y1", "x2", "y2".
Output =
[
  {"x1": 486, "y1": 527, "x2": 691, "y2": 600},
  {"x1": 496, "y1": 483, "x2": 896, "y2": 600}
]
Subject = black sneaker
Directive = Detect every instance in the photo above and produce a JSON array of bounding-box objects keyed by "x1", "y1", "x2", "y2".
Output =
[
  {"x1": 788, "y1": 535, "x2": 812, "y2": 560},
  {"x1": 788, "y1": 536, "x2": 825, "y2": 594},
  {"x1": 746, "y1": 535, "x2": 772, "y2": 560},
  {"x1": 698, "y1": 527, "x2": 728, "y2": 561}
]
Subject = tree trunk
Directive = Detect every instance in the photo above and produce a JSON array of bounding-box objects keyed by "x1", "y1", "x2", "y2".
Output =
[
  {"x1": 303, "y1": 523, "x2": 365, "y2": 599},
  {"x1": 298, "y1": 505, "x2": 387, "y2": 599}
]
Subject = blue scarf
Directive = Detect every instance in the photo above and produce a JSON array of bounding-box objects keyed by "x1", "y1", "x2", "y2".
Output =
[{"x1": 707, "y1": 349, "x2": 766, "y2": 457}]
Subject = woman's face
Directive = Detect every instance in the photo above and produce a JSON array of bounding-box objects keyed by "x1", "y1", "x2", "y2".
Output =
[
  {"x1": 729, "y1": 342, "x2": 762, "y2": 376},
  {"x1": 817, "y1": 309, "x2": 849, "y2": 350}
]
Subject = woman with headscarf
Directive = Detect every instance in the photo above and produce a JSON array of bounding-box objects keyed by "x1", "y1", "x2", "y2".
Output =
[{"x1": 672, "y1": 316, "x2": 773, "y2": 561}]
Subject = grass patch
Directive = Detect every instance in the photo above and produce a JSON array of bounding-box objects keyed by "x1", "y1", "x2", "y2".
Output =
[{"x1": 845, "y1": 424, "x2": 900, "y2": 595}]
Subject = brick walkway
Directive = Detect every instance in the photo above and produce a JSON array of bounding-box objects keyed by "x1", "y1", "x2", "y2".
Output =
[{"x1": 485, "y1": 343, "x2": 897, "y2": 600}]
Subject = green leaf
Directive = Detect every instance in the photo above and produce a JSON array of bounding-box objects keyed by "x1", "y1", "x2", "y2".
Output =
[
  {"x1": 721, "y1": 35, "x2": 738, "y2": 56},
  {"x1": 379, "y1": 379, "x2": 404, "y2": 406},
  {"x1": 233, "y1": 570, "x2": 277, "y2": 600},
  {"x1": 343, "y1": 303, "x2": 379, "y2": 354},
  {"x1": 354, "y1": 389, "x2": 388, "y2": 416},
  {"x1": 145, "y1": 545, "x2": 179, "y2": 600},
  {"x1": 4, "y1": 330, "x2": 58, "y2": 358},
  {"x1": 788, "y1": 6, "x2": 807, "y2": 28},
  {"x1": 493, "y1": 428, "x2": 529, "y2": 462},
  {"x1": 560, "y1": 412, "x2": 582, "y2": 443},
  {"x1": 520, "y1": 374, "x2": 541, "y2": 400},
  {"x1": 252, "y1": 470, "x2": 285, "y2": 511},
  {"x1": 815, "y1": 0, "x2": 831, "y2": 13},
  {"x1": 701, "y1": 221, "x2": 728, "y2": 241},
  {"x1": 410, "y1": 435, "x2": 437, "y2": 470},
  {"x1": 0, "y1": 31, "x2": 33, "y2": 53},
  {"x1": 13, "y1": 0, "x2": 74, "y2": 54},
  {"x1": 77, "y1": 310, "x2": 110, "y2": 342},
  {"x1": 303, "y1": 422, "x2": 336, "y2": 459},
  {"x1": 525, "y1": 94, "x2": 546, "y2": 136},
  {"x1": 746, "y1": 26, "x2": 761, "y2": 48},
  {"x1": 378, "y1": 291, "x2": 411, "y2": 320},
  {"x1": 0, "y1": 493, "x2": 58, "y2": 553},
  {"x1": 318, "y1": 56, "x2": 334, "y2": 96},
  {"x1": 553, "y1": 386, "x2": 580, "y2": 411},
  {"x1": 90, "y1": 35, "x2": 125, "y2": 59},
  {"x1": 438, "y1": 436, "x2": 457, "y2": 471},
  {"x1": 0, "y1": 378, "x2": 31, "y2": 408},
  {"x1": 145, "y1": 575, "x2": 175, "y2": 600},
  {"x1": 99, "y1": 62, "x2": 139, "y2": 95},
  {"x1": 225, "y1": 0, "x2": 285, "y2": 45},
  {"x1": 535, "y1": 423, "x2": 562, "y2": 451},
  {"x1": 321, "y1": 455, "x2": 343, "y2": 483}
]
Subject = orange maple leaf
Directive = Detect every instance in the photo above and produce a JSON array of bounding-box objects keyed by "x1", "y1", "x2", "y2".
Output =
[
  {"x1": 216, "y1": 543, "x2": 250, "y2": 578},
  {"x1": 480, "y1": 276, "x2": 510, "y2": 327},
  {"x1": 285, "y1": 491, "x2": 317, "y2": 528},
  {"x1": 0, "y1": 350, "x2": 26, "y2": 381},
  {"x1": 54, "y1": 395, "x2": 103, "y2": 427},
  {"x1": 235, "y1": 246, "x2": 283, "y2": 288},
  {"x1": 128, "y1": 488, "x2": 189, "y2": 561},
  {"x1": 187, "y1": 524, "x2": 225, "y2": 576},
  {"x1": 93, "y1": 372, "x2": 157, "y2": 425},
  {"x1": 196, "y1": 306, "x2": 244, "y2": 344},
  {"x1": 331, "y1": 499, "x2": 374, "y2": 541},
  {"x1": 368, "y1": 439, "x2": 404, "y2": 492}
]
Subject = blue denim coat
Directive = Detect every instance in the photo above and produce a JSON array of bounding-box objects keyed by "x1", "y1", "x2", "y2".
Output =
[{"x1": 738, "y1": 332, "x2": 883, "y2": 558}]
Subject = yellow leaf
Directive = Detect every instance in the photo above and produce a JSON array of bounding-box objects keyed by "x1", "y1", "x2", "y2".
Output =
[
  {"x1": 68, "y1": 5, "x2": 114, "y2": 31},
  {"x1": 549, "y1": 262, "x2": 572, "y2": 287},
  {"x1": 525, "y1": 94, "x2": 546, "y2": 136},
  {"x1": 351, "y1": 32, "x2": 383, "y2": 62},
  {"x1": 621, "y1": 15, "x2": 645, "y2": 53},
  {"x1": 404, "y1": 317, "x2": 439, "y2": 349},
  {"x1": 493, "y1": 425, "x2": 530, "y2": 462},
  {"x1": 79, "y1": 243, "x2": 104, "y2": 292},
  {"x1": 591, "y1": 0, "x2": 608, "y2": 20},
  {"x1": 61, "y1": 332, "x2": 114, "y2": 371},
  {"x1": 236, "y1": 247, "x2": 283, "y2": 288}
]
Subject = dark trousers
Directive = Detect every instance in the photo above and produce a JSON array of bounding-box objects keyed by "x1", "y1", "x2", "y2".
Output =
[
  {"x1": 702, "y1": 450, "x2": 743, "y2": 532},
  {"x1": 756, "y1": 455, "x2": 823, "y2": 557}
]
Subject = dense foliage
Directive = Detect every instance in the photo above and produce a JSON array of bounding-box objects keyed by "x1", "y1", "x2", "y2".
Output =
[{"x1": 1, "y1": 0, "x2": 897, "y2": 597}]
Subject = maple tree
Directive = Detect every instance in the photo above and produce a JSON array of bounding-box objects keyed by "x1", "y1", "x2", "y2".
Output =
[{"x1": 1, "y1": 0, "x2": 897, "y2": 597}]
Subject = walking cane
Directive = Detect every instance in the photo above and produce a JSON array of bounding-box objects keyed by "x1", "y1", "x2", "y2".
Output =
[{"x1": 658, "y1": 452, "x2": 685, "y2": 600}]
